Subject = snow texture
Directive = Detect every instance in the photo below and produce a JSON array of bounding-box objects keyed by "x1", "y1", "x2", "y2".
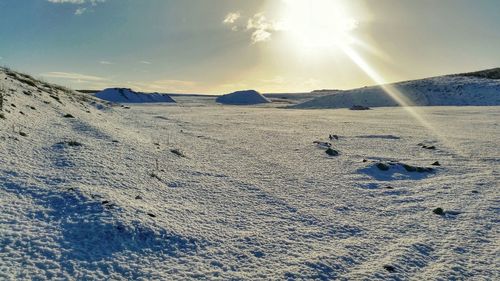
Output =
[
  {"x1": 95, "y1": 88, "x2": 176, "y2": 104},
  {"x1": 1, "y1": 67, "x2": 499, "y2": 280},
  {"x1": 216, "y1": 90, "x2": 271, "y2": 105},
  {"x1": 294, "y1": 73, "x2": 500, "y2": 109}
]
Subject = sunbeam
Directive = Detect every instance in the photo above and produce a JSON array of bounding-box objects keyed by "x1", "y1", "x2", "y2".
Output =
[{"x1": 339, "y1": 44, "x2": 465, "y2": 156}]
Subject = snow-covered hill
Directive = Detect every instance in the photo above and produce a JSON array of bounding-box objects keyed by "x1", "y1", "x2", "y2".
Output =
[
  {"x1": 1, "y1": 67, "x2": 498, "y2": 280},
  {"x1": 95, "y1": 88, "x2": 176, "y2": 103},
  {"x1": 293, "y1": 68, "x2": 500, "y2": 109},
  {"x1": 216, "y1": 90, "x2": 271, "y2": 105}
]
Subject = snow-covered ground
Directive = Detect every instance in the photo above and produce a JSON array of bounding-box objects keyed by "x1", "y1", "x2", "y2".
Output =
[
  {"x1": 294, "y1": 74, "x2": 500, "y2": 109},
  {"x1": 1, "y1": 68, "x2": 499, "y2": 280}
]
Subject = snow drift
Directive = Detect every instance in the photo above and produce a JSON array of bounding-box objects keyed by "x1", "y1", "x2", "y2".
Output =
[
  {"x1": 293, "y1": 68, "x2": 500, "y2": 109},
  {"x1": 95, "y1": 88, "x2": 176, "y2": 103},
  {"x1": 216, "y1": 90, "x2": 271, "y2": 105}
]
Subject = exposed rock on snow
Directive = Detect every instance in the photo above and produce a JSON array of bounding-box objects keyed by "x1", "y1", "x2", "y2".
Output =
[
  {"x1": 293, "y1": 68, "x2": 500, "y2": 109},
  {"x1": 216, "y1": 90, "x2": 271, "y2": 105},
  {"x1": 362, "y1": 161, "x2": 436, "y2": 180},
  {"x1": 95, "y1": 88, "x2": 176, "y2": 104},
  {"x1": 325, "y1": 148, "x2": 339, "y2": 156}
]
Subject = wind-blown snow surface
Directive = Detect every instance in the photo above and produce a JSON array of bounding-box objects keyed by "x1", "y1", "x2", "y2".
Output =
[
  {"x1": 216, "y1": 90, "x2": 271, "y2": 105},
  {"x1": 1, "y1": 69, "x2": 499, "y2": 280},
  {"x1": 293, "y1": 75, "x2": 500, "y2": 109},
  {"x1": 95, "y1": 88, "x2": 176, "y2": 103}
]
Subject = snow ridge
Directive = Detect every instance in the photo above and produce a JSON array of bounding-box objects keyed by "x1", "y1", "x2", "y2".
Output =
[
  {"x1": 293, "y1": 73, "x2": 500, "y2": 109},
  {"x1": 95, "y1": 88, "x2": 176, "y2": 104}
]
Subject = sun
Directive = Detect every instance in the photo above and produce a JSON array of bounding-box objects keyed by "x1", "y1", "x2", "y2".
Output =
[{"x1": 279, "y1": 0, "x2": 358, "y2": 51}]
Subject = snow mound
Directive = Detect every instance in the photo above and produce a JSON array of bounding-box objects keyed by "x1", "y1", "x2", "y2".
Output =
[
  {"x1": 95, "y1": 88, "x2": 176, "y2": 103},
  {"x1": 293, "y1": 70, "x2": 500, "y2": 109},
  {"x1": 216, "y1": 90, "x2": 271, "y2": 105}
]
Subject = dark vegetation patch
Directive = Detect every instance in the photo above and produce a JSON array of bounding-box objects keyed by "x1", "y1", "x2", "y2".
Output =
[
  {"x1": 350, "y1": 105, "x2": 371, "y2": 110},
  {"x1": 458, "y1": 67, "x2": 500, "y2": 80},
  {"x1": 170, "y1": 149, "x2": 186, "y2": 158}
]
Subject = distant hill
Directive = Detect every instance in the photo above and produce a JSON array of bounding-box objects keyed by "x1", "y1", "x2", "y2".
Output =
[
  {"x1": 292, "y1": 68, "x2": 500, "y2": 109},
  {"x1": 216, "y1": 90, "x2": 271, "y2": 105},
  {"x1": 94, "y1": 88, "x2": 176, "y2": 103}
]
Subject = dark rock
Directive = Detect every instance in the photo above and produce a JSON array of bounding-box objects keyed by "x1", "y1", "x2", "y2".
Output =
[
  {"x1": 313, "y1": 141, "x2": 332, "y2": 148},
  {"x1": 376, "y1": 163, "x2": 390, "y2": 171},
  {"x1": 101, "y1": 200, "x2": 110, "y2": 205},
  {"x1": 147, "y1": 213, "x2": 156, "y2": 218},
  {"x1": 384, "y1": 186, "x2": 394, "y2": 189},
  {"x1": 402, "y1": 164, "x2": 417, "y2": 172},
  {"x1": 433, "y1": 208, "x2": 445, "y2": 215},
  {"x1": 66, "y1": 141, "x2": 82, "y2": 147},
  {"x1": 325, "y1": 148, "x2": 339, "y2": 156},
  {"x1": 19, "y1": 131, "x2": 27, "y2": 137},
  {"x1": 431, "y1": 161, "x2": 441, "y2": 166},
  {"x1": 135, "y1": 195, "x2": 143, "y2": 200},
  {"x1": 63, "y1": 114, "x2": 75, "y2": 118},
  {"x1": 362, "y1": 159, "x2": 368, "y2": 163},
  {"x1": 383, "y1": 265, "x2": 396, "y2": 272}
]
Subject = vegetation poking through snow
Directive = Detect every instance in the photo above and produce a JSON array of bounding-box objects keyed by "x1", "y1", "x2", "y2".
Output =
[{"x1": 170, "y1": 148, "x2": 186, "y2": 157}]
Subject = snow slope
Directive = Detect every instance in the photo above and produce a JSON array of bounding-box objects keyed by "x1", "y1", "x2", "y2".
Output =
[
  {"x1": 293, "y1": 70, "x2": 500, "y2": 109},
  {"x1": 1, "y1": 67, "x2": 499, "y2": 280},
  {"x1": 95, "y1": 88, "x2": 176, "y2": 103},
  {"x1": 216, "y1": 90, "x2": 271, "y2": 105}
]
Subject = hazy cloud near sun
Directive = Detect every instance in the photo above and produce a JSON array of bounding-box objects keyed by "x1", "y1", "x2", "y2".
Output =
[
  {"x1": 223, "y1": 12, "x2": 241, "y2": 24},
  {"x1": 224, "y1": 11, "x2": 283, "y2": 44}
]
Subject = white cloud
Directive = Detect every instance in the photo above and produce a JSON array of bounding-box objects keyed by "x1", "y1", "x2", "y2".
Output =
[
  {"x1": 223, "y1": 12, "x2": 241, "y2": 24},
  {"x1": 251, "y1": 29, "x2": 272, "y2": 43},
  {"x1": 127, "y1": 79, "x2": 197, "y2": 93},
  {"x1": 99, "y1": 60, "x2": 113, "y2": 65},
  {"x1": 139, "y1": 61, "x2": 152, "y2": 65},
  {"x1": 41, "y1": 72, "x2": 107, "y2": 82},
  {"x1": 224, "y1": 12, "x2": 283, "y2": 44},
  {"x1": 48, "y1": 0, "x2": 86, "y2": 3},
  {"x1": 74, "y1": 7, "x2": 87, "y2": 15},
  {"x1": 246, "y1": 13, "x2": 283, "y2": 44},
  {"x1": 47, "y1": 0, "x2": 106, "y2": 15},
  {"x1": 48, "y1": 0, "x2": 104, "y2": 5}
]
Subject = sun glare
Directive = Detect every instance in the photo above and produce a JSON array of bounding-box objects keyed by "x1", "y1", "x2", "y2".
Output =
[{"x1": 280, "y1": 0, "x2": 358, "y2": 51}]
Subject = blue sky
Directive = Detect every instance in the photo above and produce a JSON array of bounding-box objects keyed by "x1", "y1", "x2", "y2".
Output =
[{"x1": 0, "y1": 0, "x2": 499, "y2": 93}]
